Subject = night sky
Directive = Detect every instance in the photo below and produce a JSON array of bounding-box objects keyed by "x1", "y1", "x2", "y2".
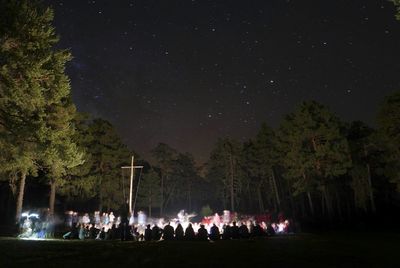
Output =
[{"x1": 46, "y1": 0, "x2": 400, "y2": 163}]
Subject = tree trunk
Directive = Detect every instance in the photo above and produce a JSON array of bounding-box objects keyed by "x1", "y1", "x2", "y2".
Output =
[
  {"x1": 271, "y1": 169, "x2": 281, "y2": 210},
  {"x1": 16, "y1": 172, "x2": 26, "y2": 222},
  {"x1": 287, "y1": 183, "x2": 297, "y2": 217},
  {"x1": 257, "y1": 185, "x2": 265, "y2": 213},
  {"x1": 247, "y1": 184, "x2": 253, "y2": 211},
  {"x1": 346, "y1": 195, "x2": 352, "y2": 221},
  {"x1": 307, "y1": 191, "x2": 314, "y2": 216},
  {"x1": 149, "y1": 204, "x2": 152, "y2": 218},
  {"x1": 365, "y1": 163, "x2": 376, "y2": 213},
  {"x1": 149, "y1": 190, "x2": 152, "y2": 218},
  {"x1": 322, "y1": 185, "x2": 333, "y2": 220},
  {"x1": 229, "y1": 153, "x2": 235, "y2": 212},
  {"x1": 160, "y1": 174, "x2": 164, "y2": 216},
  {"x1": 298, "y1": 195, "x2": 305, "y2": 217},
  {"x1": 187, "y1": 183, "x2": 192, "y2": 211},
  {"x1": 98, "y1": 190, "x2": 103, "y2": 212},
  {"x1": 163, "y1": 183, "x2": 176, "y2": 212},
  {"x1": 363, "y1": 144, "x2": 376, "y2": 213},
  {"x1": 335, "y1": 190, "x2": 342, "y2": 221},
  {"x1": 272, "y1": 191, "x2": 277, "y2": 212},
  {"x1": 49, "y1": 180, "x2": 56, "y2": 216}
]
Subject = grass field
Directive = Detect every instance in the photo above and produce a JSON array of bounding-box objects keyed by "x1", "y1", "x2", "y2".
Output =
[{"x1": 0, "y1": 232, "x2": 398, "y2": 267}]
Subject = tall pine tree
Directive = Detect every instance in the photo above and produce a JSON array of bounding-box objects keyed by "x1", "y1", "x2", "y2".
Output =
[
  {"x1": 277, "y1": 101, "x2": 351, "y2": 217},
  {"x1": 0, "y1": 0, "x2": 83, "y2": 219},
  {"x1": 377, "y1": 91, "x2": 400, "y2": 192}
]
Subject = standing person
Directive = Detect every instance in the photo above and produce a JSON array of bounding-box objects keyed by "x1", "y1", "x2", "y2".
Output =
[
  {"x1": 129, "y1": 212, "x2": 135, "y2": 226},
  {"x1": 104, "y1": 213, "x2": 109, "y2": 225},
  {"x1": 138, "y1": 211, "x2": 147, "y2": 226},
  {"x1": 120, "y1": 202, "x2": 129, "y2": 241},
  {"x1": 66, "y1": 211, "x2": 73, "y2": 228},
  {"x1": 144, "y1": 224, "x2": 152, "y2": 241},
  {"x1": 222, "y1": 210, "x2": 230, "y2": 225},
  {"x1": 94, "y1": 211, "x2": 101, "y2": 228},
  {"x1": 72, "y1": 212, "x2": 78, "y2": 227},
  {"x1": 78, "y1": 224, "x2": 85, "y2": 240},
  {"x1": 213, "y1": 213, "x2": 221, "y2": 226},
  {"x1": 82, "y1": 213, "x2": 90, "y2": 225},
  {"x1": 109, "y1": 212, "x2": 115, "y2": 224}
]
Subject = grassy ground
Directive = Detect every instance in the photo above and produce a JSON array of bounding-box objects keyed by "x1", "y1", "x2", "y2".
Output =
[{"x1": 0, "y1": 232, "x2": 398, "y2": 267}]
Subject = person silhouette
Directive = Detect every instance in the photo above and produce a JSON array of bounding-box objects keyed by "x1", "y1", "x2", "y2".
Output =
[
  {"x1": 197, "y1": 224, "x2": 208, "y2": 241},
  {"x1": 184, "y1": 223, "x2": 196, "y2": 241},
  {"x1": 152, "y1": 225, "x2": 162, "y2": 241},
  {"x1": 209, "y1": 224, "x2": 220, "y2": 241},
  {"x1": 144, "y1": 224, "x2": 152, "y2": 241},
  {"x1": 231, "y1": 222, "x2": 239, "y2": 239},
  {"x1": 175, "y1": 223, "x2": 184, "y2": 240},
  {"x1": 238, "y1": 222, "x2": 249, "y2": 239},
  {"x1": 163, "y1": 222, "x2": 174, "y2": 240},
  {"x1": 222, "y1": 224, "x2": 231, "y2": 240}
]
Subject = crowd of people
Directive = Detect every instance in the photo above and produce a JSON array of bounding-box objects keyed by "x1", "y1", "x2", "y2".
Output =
[
  {"x1": 18, "y1": 210, "x2": 55, "y2": 239},
  {"x1": 61, "y1": 209, "x2": 293, "y2": 241}
]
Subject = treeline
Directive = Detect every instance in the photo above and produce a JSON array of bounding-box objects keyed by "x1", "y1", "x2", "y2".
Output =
[
  {"x1": 1, "y1": 1, "x2": 400, "y2": 227},
  {"x1": 204, "y1": 99, "x2": 400, "y2": 225}
]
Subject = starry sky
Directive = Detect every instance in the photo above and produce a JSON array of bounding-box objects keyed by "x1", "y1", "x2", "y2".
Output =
[{"x1": 46, "y1": 0, "x2": 400, "y2": 163}]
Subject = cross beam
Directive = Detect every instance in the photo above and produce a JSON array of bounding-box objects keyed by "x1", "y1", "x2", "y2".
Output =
[{"x1": 121, "y1": 156, "x2": 143, "y2": 213}]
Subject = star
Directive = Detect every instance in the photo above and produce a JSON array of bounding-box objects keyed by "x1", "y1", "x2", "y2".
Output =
[{"x1": 47, "y1": 0, "x2": 400, "y2": 164}]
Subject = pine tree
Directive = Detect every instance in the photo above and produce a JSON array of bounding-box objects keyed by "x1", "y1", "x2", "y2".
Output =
[
  {"x1": 57, "y1": 113, "x2": 96, "y2": 202},
  {"x1": 136, "y1": 169, "x2": 161, "y2": 217},
  {"x1": 377, "y1": 91, "x2": 400, "y2": 192},
  {"x1": 277, "y1": 101, "x2": 351, "y2": 217},
  {"x1": 151, "y1": 143, "x2": 178, "y2": 215},
  {"x1": 243, "y1": 123, "x2": 280, "y2": 212},
  {"x1": 171, "y1": 153, "x2": 199, "y2": 211},
  {"x1": 391, "y1": 0, "x2": 400, "y2": 20},
  {"x1": 86, "y1": 119, "x2": 132, "y2": 211},
  {"x1": 58, "y1": 118, "x2": 132, "y2": 211},
  {"x1": 0, "y1": 0, "x2": 83, "y2": 219},
  {"x1": 347, "y1": 121, "x2": 376, "y2": 212},
  {"x1": 207, "y1": 138, "x2": 243, "y2": 212}
]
